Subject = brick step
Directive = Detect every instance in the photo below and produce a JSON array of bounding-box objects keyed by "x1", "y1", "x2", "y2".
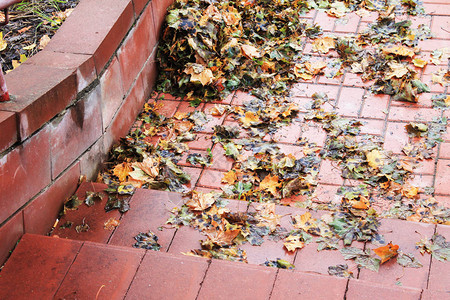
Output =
[
  {"x1": 2, "y1": 233, "x2": 442, "y2": 300},
  {"x1": 49, "y1": 182, "x2": 450, "y2": 293}
]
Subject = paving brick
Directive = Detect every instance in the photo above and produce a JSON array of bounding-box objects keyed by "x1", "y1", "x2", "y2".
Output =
[
  {"x1": 24, "y1": 162, "x2": 80, "y2": 235},
  {"x1": 197, "y1": 259, "x2": 277, "y2": 300},
  {"x1": 167, "y1": 226, "x2": 205, "y2": 255},
  {"x1": 149, "y1": 99, "x2": 180, "y2": 118},
  {"x1": 208, "y1": 143, "x2": 235, "y2": 171},
  {"x1": 435, "y1": 159, "x2": 450, "y2": 195},
  {"x1": 118, "y1": 4, "x2": 156, "y2": 92},
  {"x1": 126, "y1": 250, "x2": 208, "y2": 300},
  {"x1": 334, "y1": 12, "x2": 360, "y2": 33},
  {"x1": 0, "y1": 111, "x2": 17, "y2": 153},
  {"x1": 439, "y1": 142, "x2": 450, "y2": 159},
  {"x1": 291, "y1": 82, "x2": 340, "y2": 100},
  {"x1": 359, "y1": 119, "x2": 385, "y2": 136},
  {"x1": 109, "y1": 189, "x2": 181, "y2": 250},
  {"x1": 132, "y1": 0, "x2": 149, "y2": 15},
  {"x1": 315, "y1": 11, "x2": 335, "y2": 32},
  {"x1": 428, "y1": 224, "x2": 450, "y2": 291},
  {"x1": 52, "y1": 182, "x2": 122, "y2": 244},
  {"x1": 152, "y1": 0, "x2": 175, "y2": 39},
  {"x1": 0, "y1": 234, "x2": 82, "y2": 299},
  {"x1": 431, "y1": 15, "x2": 450, "y2": 39},
  {"x1": 318, "y1": 159, "x2": 344, "y2": 186},
  {"x1": 55, "y1": 242, "x2": 143, "y2": 299},
  {"x1": 345, "y1": 279, "x2": 422, "y2": 300},
  {"x1": 271, "y1": 269, "x2": 348, "y2": 299},
  {"x1": 176, "y1": 100, "x2": 205, "y2": 115},
  {"x1": 408, "y1": 174, "x2": 435, "y2": 189},
  {"x1": 138, "y1": 49, "x2": 158, "y2": 100},
  {"x1": 50, "y1": 89, "x2": 103, "y2": 178},
  {"x1": 433, "y1": 195, "x2": 450, "y2": 207},
  {"x1": 0, "y1": 212, "x2": 24, "y2": 265},
  {"x1": 197, "y1": 169, "x2": 226, "y2": 189},
  {"x1": 421, "y1": 290, "x2": 450, "y2": 300},
  {"x1": 272, "y1": 122, "x2": 302, "y2": 144},
  {"x1": 312, "y1": 184, "x2": 341, "y2": 204},
  {"x1": 360, "y1": 94, "x2": 389, "y2": 120},
  {"x1": 1, "y1": 64, "x2": 77, "y2": 139},
  {"x1": 336, "y1": 87, "x2": 365, "y2": 117},
  {"x1": 0, "y1": 128, "x2": 51, "y2": 224},
  {"x1": 231, "y1": 91, "x2": 259, "y2": 106},
  {"x1": 359, "y1": 218, "x2": 434, "y2": 289},
  {"x1": 384, "y1": 122, "x2": 410, "y2": 154},
  {"x1": 45, "y1": 0, "x2": 135, "y2": 72},
  {"x1": 301, "y1": 123, "x2": 327, "y2": 146},
  {"x1": 104, "y1": 76, "x2": 145, "y2": 151},
  {"x1": 343, "y1": 72, "x2": 373, "y2": 88},
  {"x1": 183, "y1": 166, "x2": 202, "y2": 189},
  {"x1": 100, "y1": 57, "x2": 125, "y2": 130},
  {"x1": 388, "y1": 106, "x2": 440, "y2": 122},
  {"x1": 418, "y1": 39, "x2": 450, "y2": 52},
  {"x1": 23, "y1": 50, "x2": 96, "y2": 92}
]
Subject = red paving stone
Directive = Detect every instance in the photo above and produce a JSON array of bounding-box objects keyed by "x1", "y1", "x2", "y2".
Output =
[
  {"x1": 54, "y1": 242, "x2": 144, "y2": 299},
  {"x1": 427, "y1": 225, "x2": 450, "y2": 292},
  {"x1": 271, "y1": 269, "x2": 348, "y2": 299},
  {"x1": 435, "y1": 160, "x2": 450, "y2": 195},
  {"x1": 125, "y1": 251, "x2": 209, "y2": 300},
  {"x1": 359, "y1": 218, "x2": 435, "y2": 290},
  {"x1": 0, "y1": 234, "x2": 82, "y2": 299},
  {"x1": 197, "y1": 259, "x2": 277, "y2": 300},
  {"x1": 346, "y1": 280, "x2": 422, "y2": 300}
]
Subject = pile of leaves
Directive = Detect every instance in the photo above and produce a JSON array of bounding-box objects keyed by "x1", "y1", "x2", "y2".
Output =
[
  {"x1": 1, "y1": 0, "x2": 78, "y2": 72},
  {"x1": 156, "y1": 0, "x2": 438, "y2": 103}
]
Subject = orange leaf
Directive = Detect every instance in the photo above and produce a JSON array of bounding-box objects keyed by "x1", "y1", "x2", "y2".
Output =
[
  {"x1": 185, "y1": 191, "x2": 216, "y2": 211},
  {"x1": 205, "y1": 228, "x2": 240, "y2": 246},
  {"x1": 222, "y1": 170, "x2": 237, "y2": 184},
  {"x1": 113, "y1": 162, "x2": 132, "y2": 182},
  {"x1": 351, "y1": 196, "x2": 370, "y2": 210},
  {"x1": 259, "y1": 174, "x2": 281, "y2": 196},
  {"x1": 373, "y1": 242, "x2": 399, "y2": 264},
  {"x1": 239, "y1": 111, "x2": 261, "y2": 128}
]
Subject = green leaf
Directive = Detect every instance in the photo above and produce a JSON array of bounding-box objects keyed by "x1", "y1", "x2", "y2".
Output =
[
  {"x1": 339, "y1": 247, "x2": 365, "y2": 259},
  {"x1": 397, "y1": 252, "x2": 423, "y2": 268}
]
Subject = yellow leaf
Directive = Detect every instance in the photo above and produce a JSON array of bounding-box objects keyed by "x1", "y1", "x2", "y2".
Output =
[
  {"x1": 239, "y1": 111, "x2": 260, "y2": 127},
  {"x1": 23, "y1": 43, "x2": 36, "y2": 51},
  {"x1": 401, "y1": 185, "x2": 419, "y2": 199},
  {"x1": 185, "y1": 191, "x2": 216, "y2": 211},
  {"x1": 174, "y1": 111, "x2": 188, "y2": 120},
  {"x1": 222, "y1": 5, "x2": 241, "y2": 26},
  {"x1": 0, "y1": 32, "x2": 7, "y2": 51},
  {"x1": 241, "y1": 44, "x2": 261, "y2": 59},
  {"x1": 222, "y1": 170, "x2": 237, "y2": 184},
  {"x1": 173, "y1": 120, "x2": 194, "y2": 133},
  {"x1": 385, "y1": 61, "x2": 409, "y2": 79},
  {"x1": 412, "y1": 58, "x2": 427, "y2": 68},
  {"x1": 184, "y1": 64, "x2": 214, "y2": 86},
  {"x1": 133, "y1": 156, "x2": 160, "y2": 178},
  {"x1": 366, "y1": 149, "x2": 384, "y2": 169},
  {"x1": 113, "y1": 162, "x2": 133, "y2": 182},
  {"x1": 312, "y1": 37, "x2": 335, "y2": 54},
  {"x1": 259, "y1": 174, "x2": 281, "y2": 196},
  {"x1": 382, "y1": 45, "x2": 415, "y2": 57},
  {"x1": 305, "y1": 60, "x2": 327, "y2": 74},
  {"x1": 350, "y1": 196, "x2": 370, "y2": 210}
]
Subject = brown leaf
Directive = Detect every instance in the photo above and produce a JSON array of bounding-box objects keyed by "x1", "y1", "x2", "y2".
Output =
[
  {"x1": 113, "y1": 162, "x2": 133, "y2": 182},
  {"x1": 185, "y1": 191, "x2": 216, "y2": 211},
  {"x1": 259, "y1": 174, "x2": 281, "y2": 197},
  {"x1": 312, "y1": 37, "x2": 335, "y2": 54},
  {"x1": 284, "y1": 235, "x2": 305, "y2": 252},
  {"x1": 222, "y1": 170, "x2": 237, "y2": 184}
]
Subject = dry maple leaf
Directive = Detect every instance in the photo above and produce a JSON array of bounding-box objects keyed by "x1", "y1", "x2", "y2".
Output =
[
  {"x1": 239, "y1": 111, "x2": 261, "y2": 128},
  {"x1": 222, "y1": 170, "x2": 237, "y2": 184},
  {"x1": 185, "y1": 191, "x2": 216, "y2": 211},
  {"x1": 350, "y1": 196, "x2": 370, "y2": 210},
  {"x1": 373, "y1": 242, "x2": 399, "y2": 264},
  {"x1": 205, "y1": 228, "x2": 240, "y2": 246},
  {"x1": 312, "y1": 37, "x2": 335, "y2": 54},
  {"x1": 284, "y1": 235, "x2": 305, "y2": 252},
  {"x1": 173, "y1": 120, "x2": 194, "y2": 133},
  {"x1": 385, "y1": 61, "x2": 409, "y2": 79},
  {"x1": 133, "y1": 156, "x2": 160, "y2": 178},
  {"x1": 241, "y1": 44, "x2": 261, "y2": 59},
  {"x1": 382, "y1": 45, "x2": 415, "y2": 57},
  {"x1": 113, "y1": 162, "x2": 133, "y2": 182},
  {"x1": 366, "y1": 149, "x2": 384, "y2": 169},
  {"x1": 104, "y1": 218, "x2": 120, "y2": 230},
  {"x1": 259, "y1": 174, "x2": 282, "y2": 197},
  {"x1": 401, "y1": 185, "x2": 419, "y2": 199}
]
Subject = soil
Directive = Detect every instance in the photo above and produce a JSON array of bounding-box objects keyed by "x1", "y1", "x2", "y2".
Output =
[{"x1": 0, "y1": 0, "x2": 79, "y2": 73}]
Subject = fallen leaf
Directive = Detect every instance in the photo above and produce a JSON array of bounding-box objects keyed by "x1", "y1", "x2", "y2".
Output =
[
  {"x1": 39, "y1": 34, "x2": 51, "y2": 50},
  {"x1": 104, "y1": 218, "x2": 120, "y2": 230},
  {"x1": 239, "y1": 111, "x2": 261, "y2": 128},
  {"x1": 241, "y1": 44, "x2": 261, "y2": 59},
  {"x1": 312, "y1": 37, "x2": 335, "y2": 54},
  {"x1": 0, "y1": 32, "x2": 7, "y2": 51},
  {"x1": 222, "y1": 170, "x2": 237, "y2": 184},
  {"x1": 382, "y1": 45, "x2": 415, "y2": 57},
  {"x1": 412, "y1": 58, "x2": 427, "y2": 68},
  {"x1": 373, "y1": 242, "x2": 399, "y2": 263},
  {"x1": 185, "y1": 191, "x2": 217, "y2": 211},
  {"x1": 113, "y1": 162, "x2": 133, "y2": 182},
  {"x1": 259, "y1": 174, "x2": 281, "y2": 196},
  {"x1": 284, "y1": 234, "x2": 305, "y2": 252}
]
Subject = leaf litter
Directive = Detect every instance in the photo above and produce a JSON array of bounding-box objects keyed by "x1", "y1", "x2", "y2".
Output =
[{"x1": 60, "y1": 0, "x2": 450, "y2": 273}]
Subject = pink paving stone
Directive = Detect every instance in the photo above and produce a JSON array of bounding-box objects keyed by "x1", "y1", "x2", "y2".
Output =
[
  {"x1": 388, "y1": 106, "x2": 440, "y2": 122},
  {"x1": 336, "y1": 87, "x2": 365, "y2": 117},
  {"x1": 197, "y1": 259, "x2": 277, "y2": 300},
  {"x1": 200, "y1": 105, "x2": 227, "y2": 134},
  {"x1": 150, "y1": 99, "x2": 180, "y2": 118},
  {"x1": 183, "y1": 166, "x2": 202, "y2": 189},
  {"x1": 315, "y1": 10, "x2": 336, "y2": 32},
  {"x1": 334, "y1": 12, "x2": 361, "y2": 33},
  {"x1": 271, "y1": 269, "x2": 348, "y2": 299},
  {"x1": 358, "y1": 119, "x2": 385, "y2": 136},
  {"x1": 435, "y1": 159, "x2": 450, "y2": 195},
  {"x1": 408, "y1": 174, "x2": 435, "y2": 189},
  {"x1": 421, "y1": 290, "x2": 450, "y2": 300},
  {"x1": 301, "y1": 123, "x2": 327, "y2": 146},
  {"x1": 186, "y1": 133, "x2": 213, "y2": 150},
  {"x1": 176, "y1": 100, "x2": 205, "y2": 115},
  {"x1": 345, "y1": 279, "x2": 422, "y2": 300},
  {"x1": 359, "y1": 218, "x2": 434, "y2": 290},
  {"x1": 384, "y1": 122, "x2": 410, "y2": 154},
  {"x1": 439, "y1": 142, "x2": 450, "y2": 159},
  {"x1": 418, "y1": 39, "x2": 450, "y2": 52},
  {"x1": 272, "y1": 122, "x2": 303, "y2": 144},
  {"x1": 125, "y1": 250, "x2": 209, "y2": 300},
  {"x1": 433, "y1": 195, "x2": 450, "y2": 207},
  {"x1": 197, "y1": 169, "x2": 226, "y2": 189},
  {"x1": 52, "y1": 182, "x2": 122, "y2": 244},
  {"x1": 361, "y1": 94, "x2": 389, "y2": 120},
  {"x1": 343, "y1": 72, "x2": 371, "y2": 88},
  {"x1": 108, "y1": 189, "x2": 181, "y2": 250},
  {"x1": 317, "y1": 73, "x2": 344, "y2": 85},
  {"x1": 278, "y1": 143, "x2": 305, "y2": 158},
  {"x1": 0, "y1": 234, "x2": 82, "y2": 299},
  {"x1": 55, "y1": 242, "x2": 144, "y2": 299},
  {"x1": 208, "y1": 143, "x2": 235, "y2": 171},
  {"x1": 291, "y1": 82, "x2": 341, "y2": 100},
  {"x1": 318, "y1": 159, "x2": 344, "y2": 186},
  {"x1": 312, "y1": 184, "x2": 341, "y2": 204},
  {"x1": 431, "y1": 15, "x2": 450, "y2": 39},
  {"x1": 428, "y1": 224, "x2": 450, "y2": 291}
]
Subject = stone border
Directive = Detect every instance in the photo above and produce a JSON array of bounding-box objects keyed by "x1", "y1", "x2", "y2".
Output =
[{"x1": 0, "y1": 0, "x2": 173, "y2": 264}]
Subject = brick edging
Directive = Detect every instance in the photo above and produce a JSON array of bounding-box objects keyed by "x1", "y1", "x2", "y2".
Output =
[{"x1": 0, "y1": 0, "x2": 174, "y2": 265}]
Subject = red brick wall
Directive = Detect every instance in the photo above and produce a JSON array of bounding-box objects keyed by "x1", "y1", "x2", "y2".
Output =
[{"x1": 0, "y1": 0, "x2": 174, "y2": 264}]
